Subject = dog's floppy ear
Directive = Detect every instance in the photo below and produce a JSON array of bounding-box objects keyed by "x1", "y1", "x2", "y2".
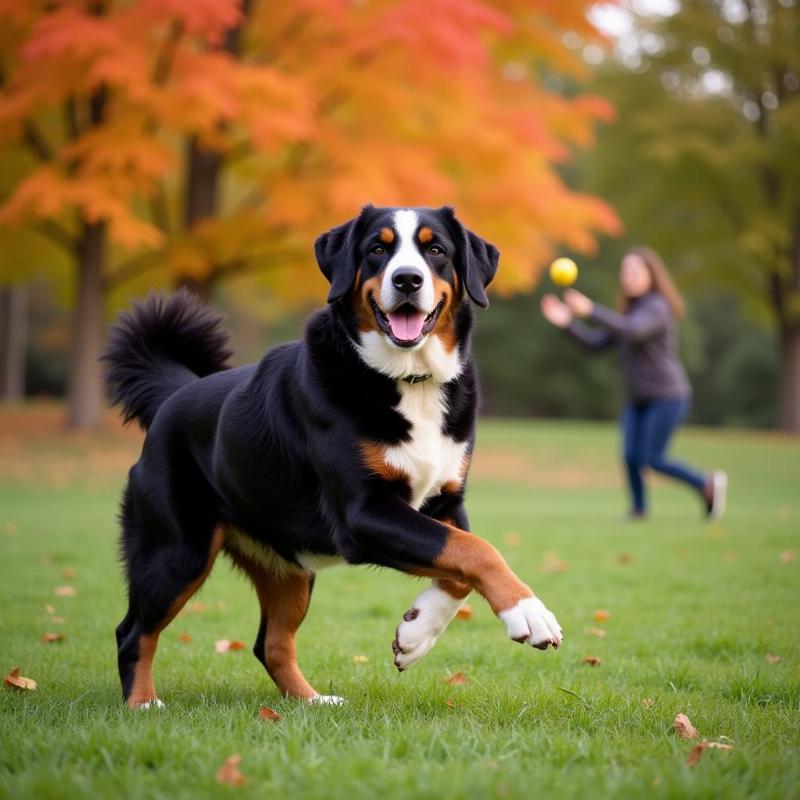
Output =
[
  {"x1": 439, "y1": 206, "x2": 499, "y2": 308},
  {"x1": 315, "y1": 205, "x2": 376, "y2": 304}
]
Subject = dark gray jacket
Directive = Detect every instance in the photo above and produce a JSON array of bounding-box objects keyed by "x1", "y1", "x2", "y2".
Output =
[{"x1": 567, "y1": 292, "x2": 690, "y2": 404}]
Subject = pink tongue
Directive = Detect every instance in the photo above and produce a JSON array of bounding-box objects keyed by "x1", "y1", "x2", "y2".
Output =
[{"x1": 387, "y1": 309, "x2": 426, "y2": 341}]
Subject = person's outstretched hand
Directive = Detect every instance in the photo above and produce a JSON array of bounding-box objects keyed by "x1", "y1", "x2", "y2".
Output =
[
  {"x1": 563, "y1": 288, "x2": 594, "y2": 318},
  {"x1": 540, "y1": 294, "x2": 573, "y2": 328}
]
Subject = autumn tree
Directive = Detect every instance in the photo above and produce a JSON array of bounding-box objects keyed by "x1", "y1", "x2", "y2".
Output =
[
  {"x1": 0, "y1": 0, "x2": 619, "y2": 428},
  {"x1": 586, "y1": 0, "x2": 800, "y2": 432}
]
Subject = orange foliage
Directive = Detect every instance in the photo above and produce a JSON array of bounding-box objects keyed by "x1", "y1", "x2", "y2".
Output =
[{"x1": 0, "y1": 0, "x2": 620, "y2": 299}]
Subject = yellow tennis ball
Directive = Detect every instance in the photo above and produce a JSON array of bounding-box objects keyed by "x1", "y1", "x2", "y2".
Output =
[{"x1": 549, "y1": 257, "x2": 578, "y2": 287}]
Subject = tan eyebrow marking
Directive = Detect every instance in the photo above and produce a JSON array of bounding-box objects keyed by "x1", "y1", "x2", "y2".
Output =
[
  {"x1": 379, "y1": 227, "x2": 395, "y2": 244},
  {"x1": 418, "y1": 227, "x2": 434, "y2": 244}
]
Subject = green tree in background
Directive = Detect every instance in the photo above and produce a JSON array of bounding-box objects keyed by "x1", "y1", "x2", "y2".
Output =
[{"x1": 586, "y1": 0, "x2": 800, "y2": 432}]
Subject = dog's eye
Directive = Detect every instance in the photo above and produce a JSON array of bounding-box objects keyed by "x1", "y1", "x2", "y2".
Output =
[
  {"x1": 370, "y1": 245, "x2": 386, "y2": 256},
  {"x1": 427, "y1": 245, "x2": 444, "y2": 256}
]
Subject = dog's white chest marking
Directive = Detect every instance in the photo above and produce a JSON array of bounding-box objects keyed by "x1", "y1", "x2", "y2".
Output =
[{"x1": 384, "y1": 381, "x2": 467, "y2": 510}]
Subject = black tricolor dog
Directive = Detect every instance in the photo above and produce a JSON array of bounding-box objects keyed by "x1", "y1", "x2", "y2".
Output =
[{"x1": 104, "y1": 205, "x2": 562, "y2": 708}]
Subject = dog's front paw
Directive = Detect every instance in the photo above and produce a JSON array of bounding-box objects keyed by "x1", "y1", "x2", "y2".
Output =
[
  {"x1": 392, "y1": 585, "x2": 465, "y2": 671},
  {"x1": 498, "y1": 596, "x2": 562, "y2": 650}
]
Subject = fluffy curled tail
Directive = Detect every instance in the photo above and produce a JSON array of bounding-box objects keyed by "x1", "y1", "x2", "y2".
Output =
[{"x1": 102, "y1": 289, "x2": 232, "y2": 430}]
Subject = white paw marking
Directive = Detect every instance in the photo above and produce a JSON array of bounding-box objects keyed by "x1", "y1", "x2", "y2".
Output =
[
  {"x1": 138, "y1": 699, "x2": 165, "y2": 710},
  {"x1": 498, "y1": 597, "x2": 562, "y2": 649},
  {"x1": 309, "y1": 694, "x2": 345, "y2": 706},
  {"x1": 393, "y1": 584, "x2": 466, "y2": 670}
]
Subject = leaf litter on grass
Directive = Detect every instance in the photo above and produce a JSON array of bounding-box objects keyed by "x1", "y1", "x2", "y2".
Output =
[
  {"x1": 4, "y1": 667, "x2": 37, "y2": 691},
  {"x1": 216, "y1": 755, "x2": 246, "y2": 786}
]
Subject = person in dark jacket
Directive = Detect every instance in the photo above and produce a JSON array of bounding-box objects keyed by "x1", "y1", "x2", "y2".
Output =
[{"x1": 540, "y1": 246, "x2": 727, "y2": 520}]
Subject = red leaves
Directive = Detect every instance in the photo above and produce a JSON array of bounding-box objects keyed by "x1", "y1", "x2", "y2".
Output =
[
  {"x1": 674, "y1": 712, "x2": 735, "y2": 766},
  {"x1": 258, "y1": 707, "x2": 281, "y2": 722},
  {"x1": 686, "y1": 741, "x2": 734, "y2": 767},
  {"x1": 4, "y1": 667, "x2": 37, "y2": 691},
  {"x1": 215, "y1": 640, "x2": 246, "y2": 654},
  {"x1": 582, "y1": 656, "x2": 602, "y2": 667},
  {"x1": 444, "y1": 672, "x2": 467, "y2": 685},
  {"x1": 592, "y1": 609, "x2": 610, "y2": 623},
  {"x1": 41, "y1": 632, "x2": 65, "y2": 644},
  {"x1": 216, "y1": 755, "x2": 246, "y2": 786},
  {"x1": 54, "y1": 586, "x2": 76, "y2": 597},
  {"x1": 673, "y1": 713, "x2": 698, "y2": 739},
  {"x1": 455, "y1": 604, "x2": 474, "y2": 620}
]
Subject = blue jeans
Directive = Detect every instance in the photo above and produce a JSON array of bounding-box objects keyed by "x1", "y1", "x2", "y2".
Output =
[{"x1": 622, "y1": 398, "x2": 707, "y2": 513}]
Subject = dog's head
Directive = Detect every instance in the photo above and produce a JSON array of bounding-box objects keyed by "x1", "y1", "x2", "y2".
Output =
[{"x1": 315, "y1": 206, "x2": 499, "y2": 357}]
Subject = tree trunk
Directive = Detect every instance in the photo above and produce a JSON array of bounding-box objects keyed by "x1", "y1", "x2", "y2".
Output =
[
  {"x1": 66, "y1": 221, "x2": 106, "y2": 429},
  {"x1": 777, "y1": 322, "x2": 800, "y2": 433},
  {"x1": 176, "y1": 6, "x2": 250, "y2": 301},
  {"x1": 176, "y1": 138, "x2": 221, "y2": 301},
  {"x1": 0, "y1": 284, "x2": 27, "y2": 402}
]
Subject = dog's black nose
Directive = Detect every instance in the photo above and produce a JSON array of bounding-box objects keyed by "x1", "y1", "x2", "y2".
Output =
[{"x1": 392, "y1": 268, "x2": 424, "y2": 294}]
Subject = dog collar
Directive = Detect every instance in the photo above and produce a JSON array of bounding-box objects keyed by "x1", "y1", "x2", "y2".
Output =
[{"x1": 402, "y1": 373, "x2": 432, "y2": 385}]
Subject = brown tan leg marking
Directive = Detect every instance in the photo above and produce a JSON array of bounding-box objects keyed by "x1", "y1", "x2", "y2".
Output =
[
  {"x1": 127, "y1": 527, "x2": 227, "y2": 708},
  {"x1": 435, "y1": 577, "x2": 471, "y2": 600},
  {"x1": 412, "y1": 525, "x2": 532, "y2": 615},
  {"x1": 228, "y1": 550, "x2": 317, "y2": 700}
]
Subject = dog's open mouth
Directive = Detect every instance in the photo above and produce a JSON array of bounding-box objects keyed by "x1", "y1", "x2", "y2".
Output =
[{"x1": 371, "y1": 299, "x2": 444, "y2": 348}]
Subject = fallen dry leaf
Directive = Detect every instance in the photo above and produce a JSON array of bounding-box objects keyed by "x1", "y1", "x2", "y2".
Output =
[
  {"x1": 444, "y1": 672, "x2": 467, "y2": 685},
  {"x1": 41, "y1": 632, "x2": 64, "y2": 644},
  {"x1": 723, "y1": 550, "x2": 737, "y2": 562},
  {"x1": 178, "y1": 633, "x2": 192, "y2": 644},
  {"x1": 352, "y1": 654, "x2": 369, "y2": 664},
  {"x1": 455, "y1": 604, "x2": 473, "y2": 620},
  {"x1": 764, "y1": 653, "x2": 781, "y2": 664},
  {"x1": 503, "y1": 531, "x2": 522, "y2": 547},
  {"x1": 444, "y1": 698, "x2": 457, "y2": 708},
  {"x1": 258, "y1": 706, "x2": 282, "y2": 722},
  {"x1": 45, "y1": 604, "x2": 56, "y2": 615},
  {"x1": 586, "y1": 627, "x2": 606, "y2": 638},
  {"x1": 188, "y1": 601, "x2": 206, "y2": 613},
  {"x1": 54, "y1": 586, "x2": 76, "y2": 597},
  {"x1": 4, "y1": 521, "x2": 17, "y2": 535},
  {"x1": 593, "y1": 609, "x2": 610, "y2": 623},
  {"x1": 4, "y1": 667, "x2": 37, "y2": 691},
  {"x1": 617, "y1": 552, "x2": 634, "y2": 564},
  {"x1": 686, "y1": 741, "x2": 734, "y2": 767},
  {"x1": 215, "y1": 640, "x2": 247, "y2": 654},
  {"x1": 49, "y1": 616, "x2": 65, "y2": 624},
  {"x1": 582, "y1": 656, "x2": 603, "y2": 666},
  {"x1": 216, "y1": 755, "x2": 246, "y2": 786},
  {"x1": 641, "y1": 698, "x2": 653, "y2": 708},
  {"x1": 673, "y1": 713, "x2": 699, "y2": 739},
  {"x1": 60, "y1": 567, "x2": 76, "y2": 579},
  {"x1": 779, "y1": 549, "x2": 796, "y2": 564},
  {"x1": 541, "y1": 552, "x2": 569, "y2": 574}
]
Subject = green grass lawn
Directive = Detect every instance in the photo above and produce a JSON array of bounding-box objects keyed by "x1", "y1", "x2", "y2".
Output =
[{"x1": 1, "y1": 409, "x2": 799, "y2": 799}]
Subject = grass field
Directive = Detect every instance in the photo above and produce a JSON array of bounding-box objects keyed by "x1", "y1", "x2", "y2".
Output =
[{"x1": 1, "y1": 405, "x2": 798, "y2": 799}]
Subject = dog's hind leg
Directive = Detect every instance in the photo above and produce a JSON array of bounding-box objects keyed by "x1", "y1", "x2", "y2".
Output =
[
  {"x1": 116, "y1": 523, "x2": 226, "y2": 709},
  {"x1": 227, "y1": 551, "x2": 333, "y2": 702}
]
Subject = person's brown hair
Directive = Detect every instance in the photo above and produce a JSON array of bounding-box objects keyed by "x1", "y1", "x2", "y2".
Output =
[{"x1": 618, "y1": 246, "x2": 685, "y2": 318}]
